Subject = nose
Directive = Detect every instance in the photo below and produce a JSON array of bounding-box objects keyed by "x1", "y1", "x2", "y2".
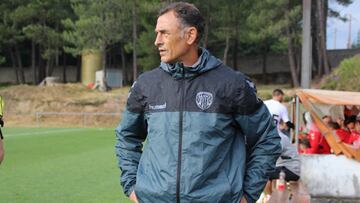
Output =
[{"x1": 154, "y1": 33, "x2": 162, "y2": 47}]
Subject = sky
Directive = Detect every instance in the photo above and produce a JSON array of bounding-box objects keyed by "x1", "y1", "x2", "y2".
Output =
[{"x1": 327, "y1": 0, "x2": 360, "y2": 49}]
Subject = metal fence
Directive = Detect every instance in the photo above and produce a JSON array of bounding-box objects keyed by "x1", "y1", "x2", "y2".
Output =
[{"x1": 35, "y1": 112, "x2": 121, "y2": 127}]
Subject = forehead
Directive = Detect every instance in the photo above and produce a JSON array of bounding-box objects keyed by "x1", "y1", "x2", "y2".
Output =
[{"x1": 155, "y1": 11, "x2": 182, "y2": 31}]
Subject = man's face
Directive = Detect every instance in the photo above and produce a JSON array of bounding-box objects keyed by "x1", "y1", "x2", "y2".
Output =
[
  {"x1": 154, "y1": 11, "x2": 190, "y2": 64},
  {"x1": 276, "y1": 94, "x2": 284, "y2": 103},
  {"x1": 279, "y1": 95, "x2": 284, "y2": 103}
]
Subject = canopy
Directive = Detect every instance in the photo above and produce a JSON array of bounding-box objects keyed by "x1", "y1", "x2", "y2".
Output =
[
  {"x1": 296, "y1": 89, "x2": 360, "y2": 162},
  {"x1": 299, "y1": 89, "x2": 360, "y2": 106}
]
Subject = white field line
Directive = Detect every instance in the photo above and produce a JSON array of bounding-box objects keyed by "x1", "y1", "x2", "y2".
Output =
[{"x1": 5, "y1": 128, "x2": 110, "y2": 137}]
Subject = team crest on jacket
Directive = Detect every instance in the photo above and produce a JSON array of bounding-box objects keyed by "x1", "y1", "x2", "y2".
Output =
[{"x1": 196, "y1": 92, "x2": 213, "y2": 110}]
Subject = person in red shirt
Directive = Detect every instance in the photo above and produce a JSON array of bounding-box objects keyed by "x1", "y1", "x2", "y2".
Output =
[
  {"x1": 345, "y1": 118, "x2": 360, "y2": 144},
  {"x1": 327, "y1": 122, "x2": 352, "y2": 144},
  {"x1": 304, "y1": 123, "x2": 331, "y2": 154}
]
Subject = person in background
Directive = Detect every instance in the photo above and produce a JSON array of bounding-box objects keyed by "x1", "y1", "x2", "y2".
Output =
[
  {"x1": 302, "y1": 114, "x2": 331, "y2": 154},
  {"x1": 327, "y1": 121, "x2": 351, "y2": 143},
  {"x1": 0, "y1": 95, "x2": 5, "y2": 164},
  {"x1": 322, "y1": 115, "x2": 332, "y2": 126},
  {"x1": 269, "y1": 133, "x2": 301, "y2": 182},
  {"x1": 355, "y1": 120, "x2": 360, "y2": 133},
  {"x1": 344, "y1": 116, "x2": 360, "y2": 144},
  {"x1": 264, "y1": 89, "x2": 294, "y2": 138}
]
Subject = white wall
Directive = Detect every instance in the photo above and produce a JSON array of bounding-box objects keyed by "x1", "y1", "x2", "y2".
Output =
[{"x1": 300, "y1": 154, "x2": 360, "y2": 198}]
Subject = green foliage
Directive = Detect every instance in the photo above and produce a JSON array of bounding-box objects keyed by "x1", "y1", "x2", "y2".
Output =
[
  {"x1": 135, "y1": 0, "x2": 163, "y2": 71},
  {"x1": 62, "y1": 0, "x2": 131, "y2": 56},
  {"x1": 321, "y1": 56, "x2": 360, "y2": 91},
  {"x1": 10, "y1": 0, "x2": 73, "y2": 60},
  {"x1": 245, "y1": 0, "x2": 302, "y2": 54},
  {"x1": 0, "y1": 128, "x2": 131, "y2": 203},
  {"x1": 0, "y1": 56, "x2": 5, "y2": 64}
]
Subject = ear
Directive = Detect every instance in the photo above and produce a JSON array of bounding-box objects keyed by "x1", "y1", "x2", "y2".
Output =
[{"x1": 185, "y1": 27, "x2": 198, "y2": 45}]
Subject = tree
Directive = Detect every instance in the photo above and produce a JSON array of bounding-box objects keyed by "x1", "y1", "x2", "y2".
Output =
[
  {"x1": 9, "y1": 0, "x2": 74, "y2": 84},
  {"x1": 0, "y1": 0, "x2": 27, "y2": 84},
  {"x1": 63, "y1": 0, "x2": 131, "y2": 85},
  {"x1": 134, "y1": 0, "x2": 162, "y2": 73},
  {"x1": 313, "y1": 0, "x2": 353, "y2": 78},
  {"x1": 245, "y1": 0, "x2": 302, "y2": 87}
]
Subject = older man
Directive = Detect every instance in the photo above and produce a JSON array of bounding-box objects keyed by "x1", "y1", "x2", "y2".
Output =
[{"x1": 115, "y1": 2, "x2": 281, "y2": 203}]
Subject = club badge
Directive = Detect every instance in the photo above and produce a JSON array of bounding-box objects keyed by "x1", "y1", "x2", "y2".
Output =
[{"x1": 196, "y1": 92, "x2": 213, "y2": 110}]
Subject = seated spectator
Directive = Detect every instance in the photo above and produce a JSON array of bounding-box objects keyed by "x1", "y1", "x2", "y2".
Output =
[
  {"x1": 303, "y1": 122, "x2": 331, "y2": 154},
  {"x1": 351, "y1": 119, "x2": 360, "y2": 148},
  {"x1": 336, "y1": 118, "x2": 346, "y2": 130},
  {"x1": 355, "y1": 120, "x2": 360, "y2": 133},
  {"x1": 264, "y1": 133, "x2": 301, "y2": 198},
  {"x1": 328, "y1": 121, "x2": 352, "y2": 144},
  {"x1": 322, "y1": 115, "x2": 332, "y2": 126},
  {"x1": 268, "y1": 133, "x2": 301, "y2": 181},
  {"x1": 344, "y1": 117, "x2": 360, "y2": 144}
]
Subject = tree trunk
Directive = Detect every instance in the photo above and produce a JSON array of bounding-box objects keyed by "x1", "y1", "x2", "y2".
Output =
[
  {"x1": 286, "y1": 2, "x2": 300, "y2": 87},
  {"x1": 14, "y1": 44, "x2": 25, "y2": 84},
  {"x1": 62, "y1": 53, "x2": 67, "y2": 83},
  {"x1": 317, "y1": 0, "x2": 330, "y2": 74},
  {"x1": 261, "y1": 51, "x2": 268, "y2": 84},
  {"x1": 296, "y1": 47, "x2": 301, "y2": 79},
  {"x1": 132, "y1": 0, "x2": 138, "y2": 82},
  {"x1": 48, "y1": 57, "x2": 55, "y2": 77},
  {"x1": 9, "y1": 47, "x2": 19, "y2": 84},
  {"x1": 202, "y1": 5, "x2": 210, "y2": 48},
  {"x1": 315, "y1": 5, "x2": 323, "y2": 78},
  {"x1": 232, "y1": 38, "x2": 238, "y2": 70},
  {"x1": 121, "y1": 46, "x2": 128, "y2": 86},
  {"x1": 32, "y1": 40, "x2": 37, "y2": 84},
  {"x1": 223, "y1": 33, "x2": 230, "y2": 65},
  {"x1": 102, "y1": 45, "x2": 107, "y2": 88},
  {"x1": 38, "y1": 46, "x2": 46, "y2": 82},
  {"x1": 45, "y1": 58, "x2": 51, "y2": 77},
  {"x1": 76, "y1": 56, "x2": 81, "y2": 82}
]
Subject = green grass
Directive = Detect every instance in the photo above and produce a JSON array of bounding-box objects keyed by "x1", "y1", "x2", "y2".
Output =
[
  {"x1": 321, "y1": 55, "x2": 360, "y2": 91},
  {"x1": 0, "y1": 128, "x2": 131, "y2": 203}
]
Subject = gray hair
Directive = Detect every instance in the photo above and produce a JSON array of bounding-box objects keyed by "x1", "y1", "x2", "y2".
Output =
[{"x1": 159, "y1": 2, "x2": 204, "y2": 43}]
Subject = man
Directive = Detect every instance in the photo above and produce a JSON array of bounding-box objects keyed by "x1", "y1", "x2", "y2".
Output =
[
  {"x1": 264, "y1": 89, "x2": 294, "y2": 137},
  {"x1": 268, "y1": 133, "x2": 301, "y2": 183},
  {"x1": 0, "y1": 95, "x2": 4, "y2": 164},
  {"x1": 263, "y1": 133, "x2": 301, "y2": 201},
  {"x1": 115, "y1": 2, "x2": 281, "y2": 203}
]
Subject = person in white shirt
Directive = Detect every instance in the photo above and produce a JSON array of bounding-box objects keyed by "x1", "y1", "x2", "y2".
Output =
[
  {"x1": 264, "y1": 89, "x2": 294, "y2": 137},
  {"x1": 263, "y1": 90, "x2": 301, "y2": 201}
]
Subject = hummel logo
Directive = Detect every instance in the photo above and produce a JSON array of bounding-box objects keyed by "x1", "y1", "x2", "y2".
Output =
[{"x1": 149, "y1": 103, "x2": 167, "y2": 110}]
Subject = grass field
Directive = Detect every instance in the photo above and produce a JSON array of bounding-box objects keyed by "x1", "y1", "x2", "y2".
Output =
[{"x1": 0, "y1": 128, "x2": 132, "y2": 203}]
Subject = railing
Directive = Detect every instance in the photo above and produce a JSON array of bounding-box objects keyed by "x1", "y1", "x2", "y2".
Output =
[{"x1": 35, "y1": 112, "x2": 121, "y2": 127}]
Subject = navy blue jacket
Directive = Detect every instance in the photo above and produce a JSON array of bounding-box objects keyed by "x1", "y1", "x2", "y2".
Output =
[{"x1": 115, "y1": 49, "x2": 281, "y2": 203}]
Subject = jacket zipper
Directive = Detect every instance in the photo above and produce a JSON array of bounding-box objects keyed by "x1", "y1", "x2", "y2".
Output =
[{"x1": 176, "y1": 70, "x2": 185, "y2": 203}]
